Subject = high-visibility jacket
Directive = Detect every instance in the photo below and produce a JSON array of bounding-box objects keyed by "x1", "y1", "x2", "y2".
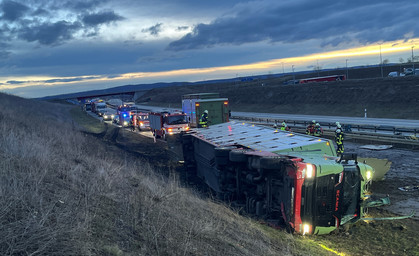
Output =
[
  {"x1": 306, "y1": 124, "x2": 315, "y2": 135},
  {"x1": 199, "y1": 113, "x2": 208, "y2": 128},
  {"x1": 335, "y1": 132, "x2": 344, "y2": 144},
  {"x1": 314, "y1": 127, "x2": 323, "y2": 136}
]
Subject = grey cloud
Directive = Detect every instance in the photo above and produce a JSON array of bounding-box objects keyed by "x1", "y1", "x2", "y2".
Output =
[
  {"x1": 0, "y1": 50, "x2": 11, "y2": 59},
  {"x1": 176, "y1": 26, "x2": 189, "y2": 31},
  {"x1": 7, "y1": 80, "x2": 25, "y2": 84},
  {"x1": 18, "y1": 21, "x2": 82, "y2": 45},
  {"x1": 63, "y1": 0, "x2": 105, "y2": 11},
  {"x1": 82, "y1": 11, "x2": 124, "y2": 26},
  {"x1": 106, "y1": 74, "x2": 122, "y2": 79},
  {"x1": 32, "y1": 8, "x2": 49, "y2": 17},
  {"x1": 168, "y1": 0, "x2": 419, "y2": 51},
  {"x1": 142, "y1": 23, "x2": 163, "y2": 36},
  {"x1": 0, "y1": 0, "x2": 29, "y2": 21},
  {"x1": 44, "y1": 76, "x2": 99, "y2": 83},
  {"x1": 0, "y1": 0, "x2": 123, "y2": 46}
]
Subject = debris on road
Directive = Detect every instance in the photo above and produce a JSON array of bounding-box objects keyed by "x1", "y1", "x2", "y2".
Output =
[
  {"x1": 359, "y1": 145, "x2": 393, "y2": 150},
  {"x1": 398, "y1": 185, "x2": 419, "y2": 192}
]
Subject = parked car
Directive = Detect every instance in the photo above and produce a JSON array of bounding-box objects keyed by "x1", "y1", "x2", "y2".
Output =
[
  {"x1": 388, "y1": 71, "x2": 398, "y2": 77},
  {"x1": 103, "y1": 112, "x2": 115, "y2": 121}
]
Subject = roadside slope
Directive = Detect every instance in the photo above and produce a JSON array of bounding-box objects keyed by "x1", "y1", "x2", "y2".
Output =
[{"x1": 0, "y1": 93, "x2": 329, "y2": 255}]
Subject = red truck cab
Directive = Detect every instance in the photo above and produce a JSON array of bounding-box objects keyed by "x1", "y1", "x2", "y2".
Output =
[{"x1": 149, "y1": 112, "x2": 189, "y2": 140}]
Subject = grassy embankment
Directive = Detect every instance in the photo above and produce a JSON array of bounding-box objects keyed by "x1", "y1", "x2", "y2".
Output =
[
  {"x1": 137, "y1": 75, "x2": 419, "y2": 120},
  {"x1": 0, "y1": 93, "x2": 339, "y2": 255}
]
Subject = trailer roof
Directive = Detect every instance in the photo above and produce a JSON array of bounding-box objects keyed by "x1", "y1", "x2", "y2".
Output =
[{"x1": 193, "y1": 121, "x2": 336, "y2": 156}]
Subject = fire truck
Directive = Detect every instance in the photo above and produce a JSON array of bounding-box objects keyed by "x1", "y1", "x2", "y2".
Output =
[
  {"x1": 117, "y1": 104, "x2": 133, "y2": 127},
  {"x1": 130, "y1": 112, "x2": 151, "y2": 131},
  {"x1": 149, "y1": 112, "x2": 189, "y2": 140},
  {"x1": 179, "y1": 121, "x2": 397, "y2": 235}
]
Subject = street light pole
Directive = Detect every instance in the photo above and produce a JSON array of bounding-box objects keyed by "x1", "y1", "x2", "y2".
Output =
[
  {"x1": 292, "y1": 65, "x2": 295, "y2": 82},
  {"x1": 379, "y1": 43, "x2": 383, "y2": 78},
  {"x1": 345, "y1": 59, "x2": 349, "y2": 79},
  {"x1": 412, "y1": 46, "x2": 415, "y2": 71}
]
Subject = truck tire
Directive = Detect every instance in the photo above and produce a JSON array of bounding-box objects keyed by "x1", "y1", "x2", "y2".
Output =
[
  {"x1": 258, "y1": 156, "x2": 286, "y2": 170},
  {"x1": 214, "y1": 146, "x2": 235, "y2": 166},
  {"x1": 229, "y1": 149, "x2": 248, "y2": 163}
]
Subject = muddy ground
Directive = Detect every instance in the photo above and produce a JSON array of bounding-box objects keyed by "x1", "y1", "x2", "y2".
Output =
[{"x1": 345, "y1": 142, "x2": 419, "y2": 220}]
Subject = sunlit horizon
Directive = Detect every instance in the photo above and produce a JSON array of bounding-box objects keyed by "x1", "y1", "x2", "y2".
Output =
[{"x1": 1, "y1": 38, "x2": 418, "y2": 95}]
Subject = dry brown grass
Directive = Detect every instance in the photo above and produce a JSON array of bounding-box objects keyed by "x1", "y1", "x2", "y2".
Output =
[{"x1": 0, "y1": 93, "x2": 306, "y2": 255}]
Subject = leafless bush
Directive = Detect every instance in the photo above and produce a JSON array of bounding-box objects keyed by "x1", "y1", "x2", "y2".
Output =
[{"x1": 0, "y1": 93, "x2": 294, "y2": 255}]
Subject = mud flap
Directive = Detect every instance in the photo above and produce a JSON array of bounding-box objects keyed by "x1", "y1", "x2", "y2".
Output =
[
  {"x1": 358, "y1": 157, "x2": 392, "y2": 181},
  {"x1": 363, "y1": 196, "x2": 391, "y2": 208}
]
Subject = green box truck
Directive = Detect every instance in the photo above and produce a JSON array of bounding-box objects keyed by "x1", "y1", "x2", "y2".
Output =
[{"x1": 182, "y1": 93, "x2": 229, "y2": 127}]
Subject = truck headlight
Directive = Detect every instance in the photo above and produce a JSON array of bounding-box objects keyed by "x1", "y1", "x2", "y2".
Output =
[
  {"x1": 305, "y1": 164, "x2": 315, "y2": 179},
  {"x1": 104, "y1": 115, "x2": 108, "y2": 118},
  {"x1": 366, "y1": 170, "x2": 372, "y2": 180},
  {"x1": 303, "y1": 223, "x2": 312, "y2": 235},
  {"x1": 123, "y1": 121, "x2": 128, "y2": 126}
]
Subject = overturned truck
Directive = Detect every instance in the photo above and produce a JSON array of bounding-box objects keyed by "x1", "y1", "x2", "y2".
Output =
[{"x1": 180, "y1": 121, "x2": 385, "y2": 235}]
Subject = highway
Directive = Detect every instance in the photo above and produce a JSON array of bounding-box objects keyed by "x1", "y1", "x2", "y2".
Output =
[{"x1": 133, "y1": 104, "x2": 419, "y2": 129}]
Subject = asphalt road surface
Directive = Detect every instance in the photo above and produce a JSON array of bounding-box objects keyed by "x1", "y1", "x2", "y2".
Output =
[{"x1": 134, "y1": 104, "x2": 419, "y2": 129}]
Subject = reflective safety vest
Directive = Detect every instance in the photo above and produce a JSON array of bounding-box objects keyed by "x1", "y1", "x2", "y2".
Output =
[
  {"x1": 314, "y1": 127, "x2": 323, "y2": 136},
  {"x1": 199, "y1": 113, "x2": 208, "y2": 128},
  {"x1": 335, "y1": 132, "x2": 344, "y2": 144}
]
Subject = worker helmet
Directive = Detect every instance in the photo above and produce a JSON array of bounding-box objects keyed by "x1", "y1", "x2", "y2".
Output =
[
  {"x1": 282, "y1": 122, "x2": 286, "y2": 126},
  {"x1": 312, "y1": 120, "x2": 316, "y2": 123},
  {"x1": 204, "y1": 110, "x2": 208, "y2": 114},
  {"x1": 316, "y1": 123, "x2": 320, "y2": 127},
  {"x1": 337, "y1": 124, "x2": 342, "y2": 128},
  {"x1": 336, "y1": 128, "x2": 342, "y2": 133}
]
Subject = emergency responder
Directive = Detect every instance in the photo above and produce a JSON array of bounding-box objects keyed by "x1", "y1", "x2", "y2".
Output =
[
  {"x1": 314, "y1": 123, "x2": 323, "y2": 137},
  {"x1": 280, "y1": 121, "x2": 291, "y2": 131},
  {"x1": 199, "y1": 110, "x2": 209, "y2": 128},
  {"x1": 130, "y1": 115, "x2": 135, "y2": 131},
  {"x1": 335, "y1": 128, "x2": 344, "y2": 155},
  {"x1": 306, "y1": 120, "x2": 316, "y2": 135},
  {"x1": 335, "y1": 122, "x2": 341, "y2": 131}
]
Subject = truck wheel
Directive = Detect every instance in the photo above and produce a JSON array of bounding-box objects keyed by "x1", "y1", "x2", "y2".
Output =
[
  {"x1": 214, "y1": 146, "x2": 235, "y2": 166},
  {"x1": 214, "y1": 146, "x2": 235, "y2": 157},
  {"x1": 229, "y1": 149, "x2": 248, "y2": 163},
  {"x1": 258, "y1": 157, "x2": 286, "y2": 170}
]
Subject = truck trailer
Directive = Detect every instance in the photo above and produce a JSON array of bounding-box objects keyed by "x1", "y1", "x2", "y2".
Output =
[
  {"x1": 181, "y1": 121, "x2": 379, "y2": 235},
  {"x1": 182, "y1": 93, "x2": 229, "y2": 127}
]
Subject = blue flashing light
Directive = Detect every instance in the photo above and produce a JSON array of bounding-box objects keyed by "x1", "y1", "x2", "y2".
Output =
[{"x1": 123, "y1": 113, "x2": 127, "y2": 117}]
